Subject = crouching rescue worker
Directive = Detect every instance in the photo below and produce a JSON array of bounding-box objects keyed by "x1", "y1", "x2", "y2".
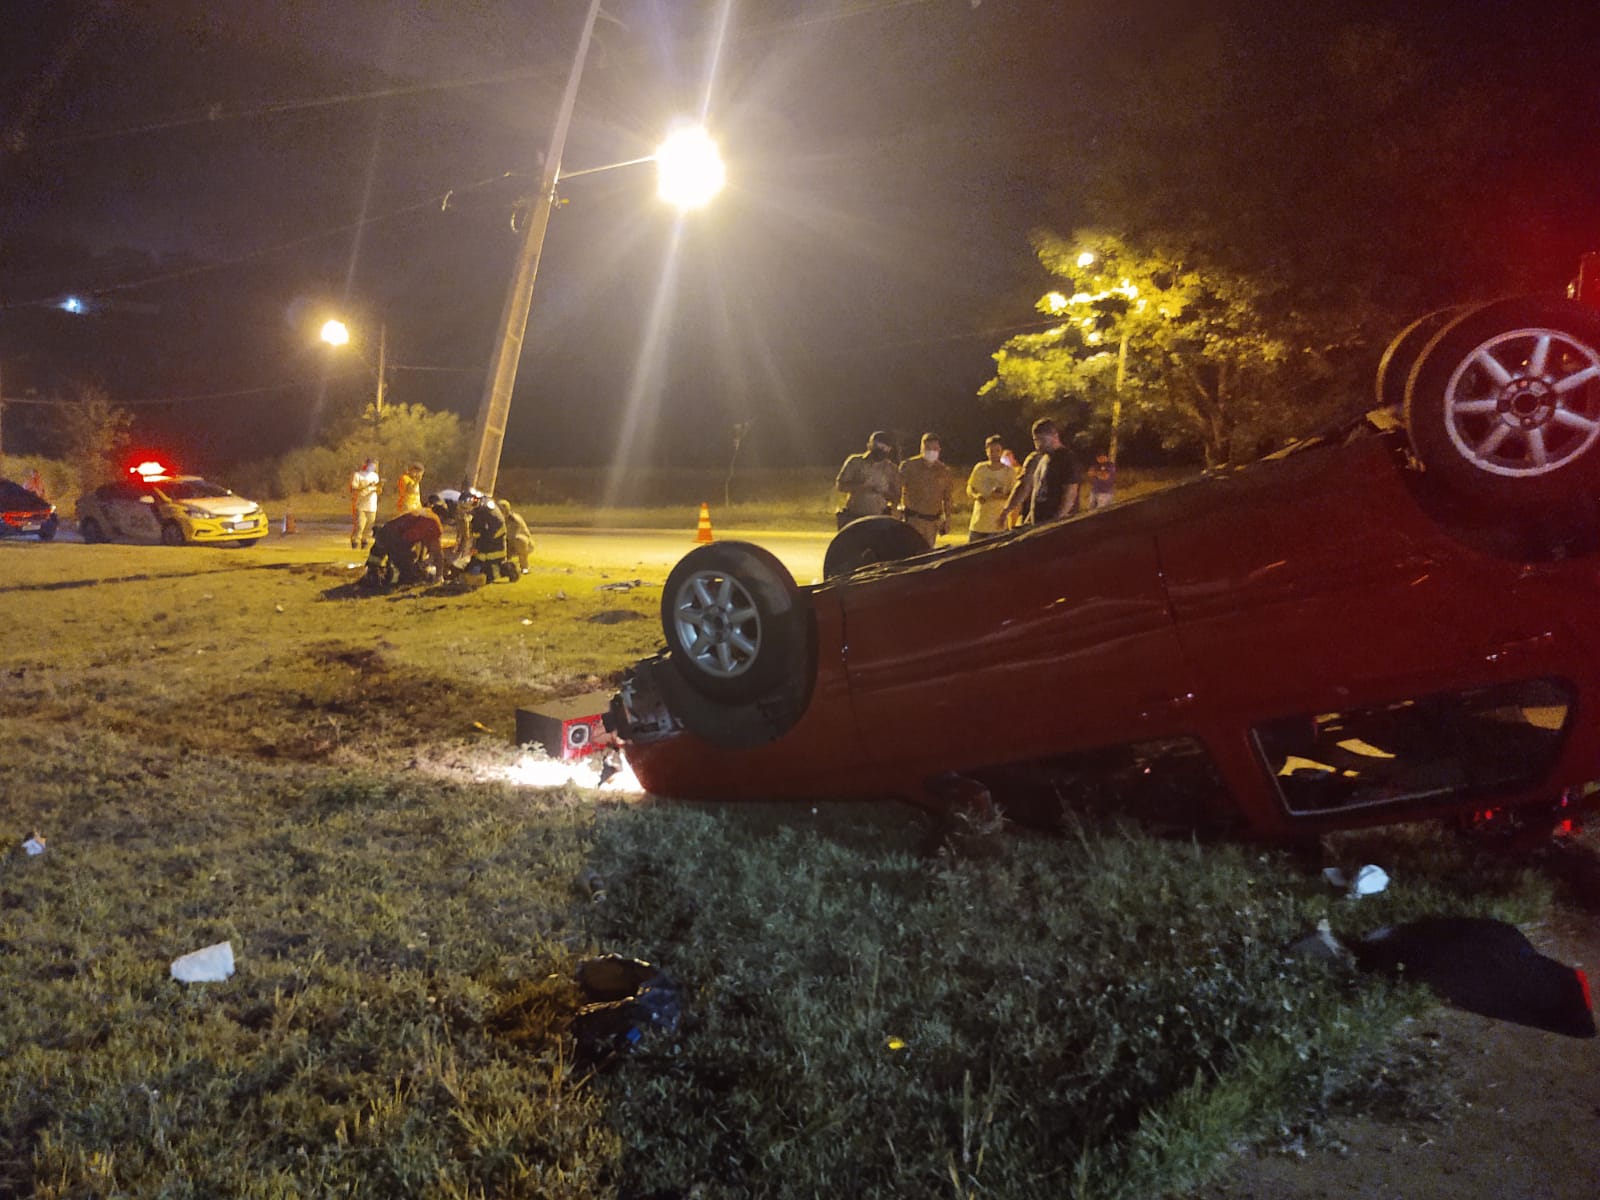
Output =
[
  {"x1": 498, "y1": 498, "x2": 535, "y2": 573},
  {"x1": 460, "y1": 489, "x2": 520, "y2": 582},
  {"x1": 360, "y1": 499, "x2": 445, "y2": 590}
]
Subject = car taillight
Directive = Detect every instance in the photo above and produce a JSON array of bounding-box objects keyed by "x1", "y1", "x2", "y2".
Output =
[{"x1": 1579, "y1": 968, "x2": 1593, "y2": 1014}]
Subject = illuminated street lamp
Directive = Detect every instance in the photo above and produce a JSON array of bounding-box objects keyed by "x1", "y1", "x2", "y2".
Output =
[
  {"x1": 464, "y1": 0, "x2": 725, "y2": 497},
  {"x1": 320, "y1": 316, "x2": 388, "y2": 429}
]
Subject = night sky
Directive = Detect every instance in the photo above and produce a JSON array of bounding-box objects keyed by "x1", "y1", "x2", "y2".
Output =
[{"x1": 4, "y1": 0, "x2": 1599, "y2": 472}]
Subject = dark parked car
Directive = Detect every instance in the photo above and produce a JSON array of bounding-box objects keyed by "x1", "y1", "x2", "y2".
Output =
[
  {"x1": 0, "y1": 479, "x2": 59, "y2": 541},
  {"x1": 607, "y1": 294, "x2": 1600, "y2": 841}
]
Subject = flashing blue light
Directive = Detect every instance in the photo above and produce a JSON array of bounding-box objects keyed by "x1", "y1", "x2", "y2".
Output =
[{"x1": 60, "y1": 296, "x2": 86, "y2": 314}]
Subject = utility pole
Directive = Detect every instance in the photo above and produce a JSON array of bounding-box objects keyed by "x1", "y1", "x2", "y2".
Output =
[
  {"x1": 1109, "y1": 327, "x2": 1129, "y2": 466},
  {"x1": 464, "y1": 0, "x2": 605, "y2": 498},
  {"x1": 374, "y1": 321, "x2": 387, "y2": 432}
]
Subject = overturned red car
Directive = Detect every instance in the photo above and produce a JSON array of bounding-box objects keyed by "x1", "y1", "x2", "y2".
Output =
[{"x1": 608, "y1": 295, "x2": 1600, "y2": 840}]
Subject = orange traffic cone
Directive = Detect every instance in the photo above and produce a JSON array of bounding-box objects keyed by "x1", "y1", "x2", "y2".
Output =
[
  {"x1": 694, "y1": 502, "x2": 714, "y2": 544},
  {"x1": 281, "y1": 508, "x2": 297, "y2": 535}
]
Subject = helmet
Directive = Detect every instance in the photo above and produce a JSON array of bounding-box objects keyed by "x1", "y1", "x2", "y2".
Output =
[{"x1": 461, "y1": 488, "x2": 484, "y2": 507}]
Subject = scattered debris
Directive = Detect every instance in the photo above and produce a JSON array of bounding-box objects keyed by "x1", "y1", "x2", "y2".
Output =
[
  {"x1": 21, "y1": 833, "x2": 46, "y2": 857},
  {"x1": 170, "y1": 940, "x2": 235, "y2": 983},
  {"x1": 273, "y1": 603, "x2": 285, "y2": 613},
  {"x1": 1324, "y1": 864, "x2": 1390, "y2": 897},
  {"x1": 1287, "y1": 916, "x2": 1595, "y2": 1038},
  {"x1": 1287, "y1": 918, "x2": 1349, "y2": 963},
  {"x1": 521, "y1": 617, "x2": 533, "y2": 625},
  {"x1": 597, "y1": 579, "x2": 648, "y2": 592},
  {"x1": 588, "y1": 609, "x2": 645, "y2": 625},
  {"x1": 572, "y1": 954, "x2": 681, "y2": 1060},
  {"x1": 555, "y1": 590, "x2": 568, "y2": 601},
  {"x1": 575, "y1": 867, "x2": 607, "y2": 902}
]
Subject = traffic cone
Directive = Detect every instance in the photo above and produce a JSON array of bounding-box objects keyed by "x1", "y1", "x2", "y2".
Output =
[
  {"x1": 694, "y1": 502, "x2": 714, "y2": 544},
  {"x1": 281, "y1": 508, "x2": 297, "y2": 535}
]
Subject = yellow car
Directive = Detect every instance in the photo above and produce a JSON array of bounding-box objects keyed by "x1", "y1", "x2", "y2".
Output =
[{"x1": 77, "y1": 463, "x2": 269, "y2": 547}]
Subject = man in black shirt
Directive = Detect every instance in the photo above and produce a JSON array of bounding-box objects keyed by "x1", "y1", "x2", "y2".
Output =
[{"x1": 1004, "y1": 418, "x2": 1082, "y2": 526}]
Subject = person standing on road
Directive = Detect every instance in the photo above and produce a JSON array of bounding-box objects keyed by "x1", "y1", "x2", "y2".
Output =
[
  {"x1": 396, "y1": 463, "x2": 425, "y2": 514},
  {"x1": 1005, "y1": 418, "x2": 1082, "y2": 526},
  {"x1": 898, "y1": 432, "x2": 956, "y2": 548},
  {"x1": 350, "y1": 458, "x2": 381, "y2": 549},
  {"x1": 966, "y1": 435, "x2": 1016, "y2": 542},
  {"x1": 1086, "y1": 452, "x2": 1116, "y2": 510},
  {"x1": 834, "y1": 430, "x2": 900, "y2": 531}
]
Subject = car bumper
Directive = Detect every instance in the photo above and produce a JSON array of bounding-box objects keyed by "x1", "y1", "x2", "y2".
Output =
[
  {"x1": 1, "y1": 512, "x2": 56, "y2": 537},
  {"x1": 183, "y1": 515, "x2": 269, "y2": 542}
]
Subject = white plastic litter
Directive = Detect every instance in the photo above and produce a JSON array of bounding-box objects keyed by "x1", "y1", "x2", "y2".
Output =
[
  {"x1": 22, "y1": 836, "x2": 46, "y2": 857},
  {"x1": 1323, "y1": 864, "x2": 1391, "y2": 897},
  {"x1": 1350, "y1": 864, "x2": 1390, "y2": 896},
  {"x1": 170, "y1": 941, "x2": 235, "y2": 983}
]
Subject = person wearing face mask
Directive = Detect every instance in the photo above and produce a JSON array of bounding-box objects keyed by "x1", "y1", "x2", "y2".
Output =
[
  {"x1": 898, "y1": 432, "x2": 956, "y2": 548},
  {"x1": 834, "y1": 430, "x2": 901, "y2": 530}
]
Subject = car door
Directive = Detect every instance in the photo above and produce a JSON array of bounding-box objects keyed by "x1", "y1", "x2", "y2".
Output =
[
  {"x1": 106, "y1": 483, "x2": 162, "y2": 542},
  {"x1": 836, "y1": 503, "x2": 1200, "y2": 779}
]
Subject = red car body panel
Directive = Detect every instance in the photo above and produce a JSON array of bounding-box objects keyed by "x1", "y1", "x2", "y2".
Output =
[{"x1": 618, "y1": 432, "x2": 1600, "y2": 838}]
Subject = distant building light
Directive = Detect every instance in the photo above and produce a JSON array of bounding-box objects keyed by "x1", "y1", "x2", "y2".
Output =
[{"x1": 60, "y1": 296, "x2": 87, "y2": 314}]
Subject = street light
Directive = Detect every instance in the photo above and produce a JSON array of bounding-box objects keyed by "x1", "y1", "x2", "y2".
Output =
[
  {"x1": 464, "y1": 0, "x2": 725, "y2": 498},
  {"x1": 320, "y1": 317, "x2": 388, "y2": 430}
]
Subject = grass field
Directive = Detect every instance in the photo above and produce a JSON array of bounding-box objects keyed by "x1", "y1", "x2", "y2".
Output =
[{"x1": 0, "y1": 527, "x2": 1575, "y2": 1198}]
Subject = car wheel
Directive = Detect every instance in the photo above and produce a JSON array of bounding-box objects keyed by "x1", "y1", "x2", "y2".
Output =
[
  {"x1": 823, "y1": 515, "x2": 931, "y2": 580},
  {"x1": 80, "y1": 518, "x2": 105, "y2": 544},
  {"x1": 1374, "y1": 304, "x2": 1478, "y2": 412},
  {"x1": 160, "y1": 522, "x2": 187, "y2": 546},
  {"x1": 661, "y1": 541, "x2": 801, "y2": 701},
  {"x1": 37, "y1": 519, "x2": 58, "y2": 543},
  {"x1": 1405, "y1": 296, "x2": 1600, "y2": 508}
]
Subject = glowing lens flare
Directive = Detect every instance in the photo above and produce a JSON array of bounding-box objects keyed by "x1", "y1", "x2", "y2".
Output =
[
  {"x1": 320, "y1": 319, "x2": 351, "y2": 346},
  {"x1": 655, "y1": 126, "x2": 725, "y2": 210}
]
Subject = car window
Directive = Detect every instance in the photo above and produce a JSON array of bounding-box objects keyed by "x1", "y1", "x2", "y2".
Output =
[
  {"x1": 0, "y1": 482, "x2": 35, "y2": 505},
  {"x1": 160, "y1": 479, "x2": 231, "y2": 500},
  {"x1": 969, "y1": 736, "x2": 1232, "y2": 835},
  {"x1": 107, "y1": 483, "x2": 143, "y2": 503},
  {"x1": 1253, "y1": 677, "x2": 1573, "y2": 817}
]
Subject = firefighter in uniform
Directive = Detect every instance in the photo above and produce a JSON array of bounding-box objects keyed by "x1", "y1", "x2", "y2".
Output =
[{"x1": 460, "y1": 490, "x2": 520, "y2": 582}]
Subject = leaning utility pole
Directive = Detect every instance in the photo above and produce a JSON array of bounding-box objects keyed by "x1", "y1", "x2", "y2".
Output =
[{"x1": 463, "y1": 0, "x2": 604, "y2": 498}]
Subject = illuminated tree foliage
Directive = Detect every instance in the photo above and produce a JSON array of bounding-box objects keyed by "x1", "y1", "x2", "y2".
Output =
[
  {"x1": 983, "y1": 230, "x2": 1325, "y2": 469},
  {"x1": 56, "y1": 383, "x2": 134, "y2": 493}
]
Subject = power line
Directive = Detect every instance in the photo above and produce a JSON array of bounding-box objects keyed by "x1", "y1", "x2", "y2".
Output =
[{"x1": 0, "y1": 171, "x2": 519, "y2": 311}]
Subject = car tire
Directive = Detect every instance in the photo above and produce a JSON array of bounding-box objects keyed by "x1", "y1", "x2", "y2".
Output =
[
  {"x1": 1405, "y1": 296, "x2": 1600, "y2": 510},
  {"x1": 661, "y1": 541, "x2": 802, "y2": 702},
  {"x1": 160, "y1": 522, "x2": 187, "y2": 546},
  {"x1": 823, "y1": 515, "x2": 930, "y2": 580},
  {"x1": 80, "y1": 518, "x2": 105, "y2": 544},
  {"x1": 37, "y1": 519, "x2": 58, "y2": 542},
  {"x1": 1374, "y1": 304, "x2": 1478, "y2": 413}
]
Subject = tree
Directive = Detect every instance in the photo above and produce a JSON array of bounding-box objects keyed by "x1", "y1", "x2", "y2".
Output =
[
  {"x1": 982, "y1": 230, "x2": 1330, "y2": 468},
  {"x1": 55, "y1": 383, "x2": 133, "y2": 495}
]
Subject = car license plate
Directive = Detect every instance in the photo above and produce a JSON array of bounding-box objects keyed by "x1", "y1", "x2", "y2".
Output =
[{"x1": 19, "y1": 521, "x2": 40, "y2": 531}]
